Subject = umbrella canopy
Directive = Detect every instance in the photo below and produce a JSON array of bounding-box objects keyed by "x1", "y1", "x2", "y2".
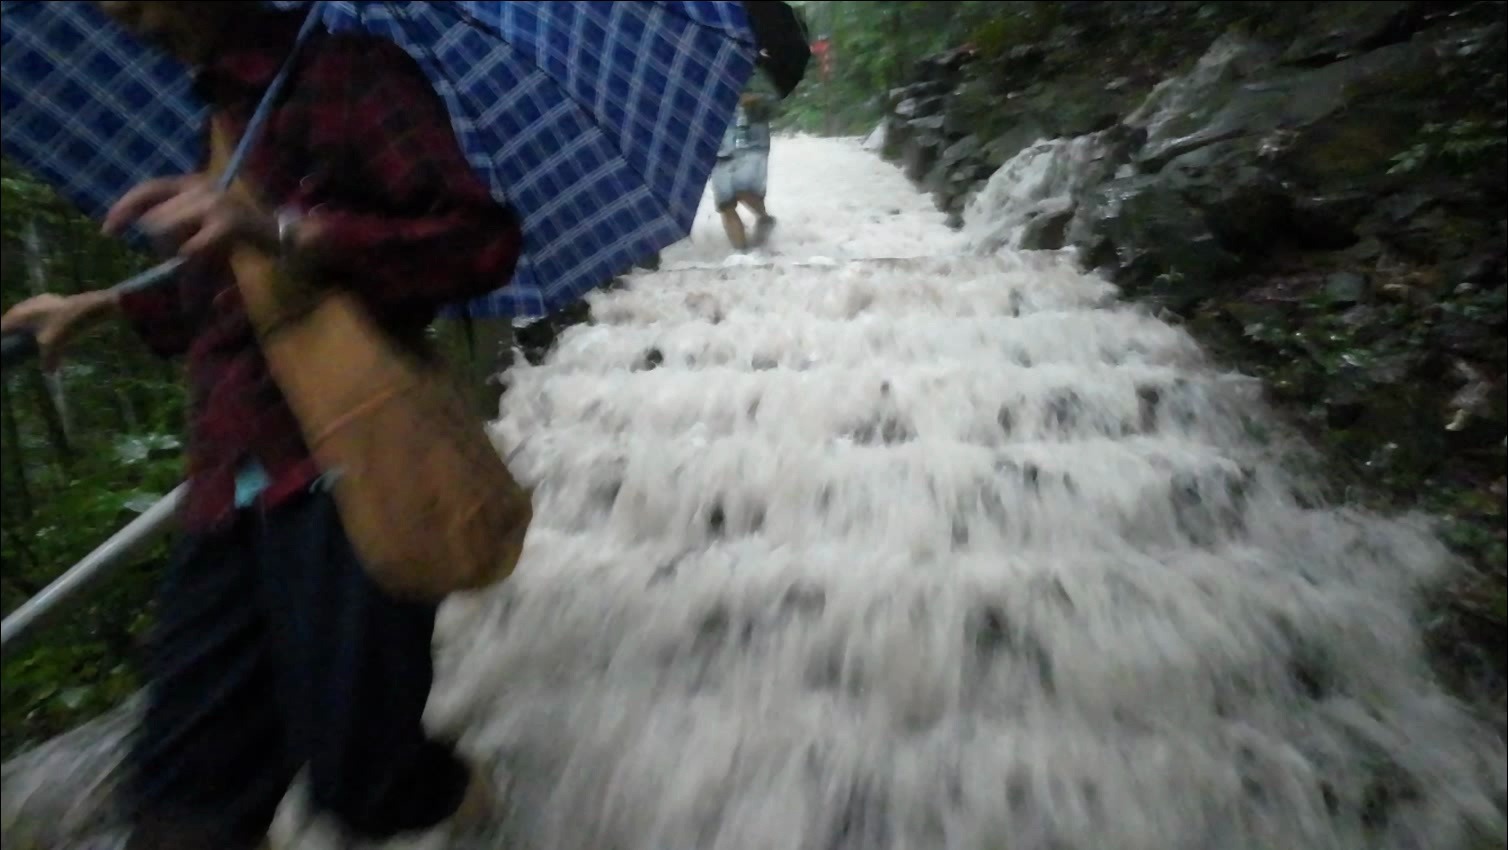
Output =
[{"x1": 0, "y1": 1, "x2": 759, "y2": 318}]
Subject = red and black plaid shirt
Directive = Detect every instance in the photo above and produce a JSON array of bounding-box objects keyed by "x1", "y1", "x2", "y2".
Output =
[{"x1": 118, "y1": 15, "x2": 522, "y2": 533}]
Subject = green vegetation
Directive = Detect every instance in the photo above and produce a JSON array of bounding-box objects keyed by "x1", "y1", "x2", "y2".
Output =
[
  {"x1": 1390, "y1": 119, "x2": 1508, "y2": 176},
  {"x1": 1, "y1": 164, "x2": 182, "y2": 757},
  {"x1": 777, "y1": 1, "x2": 1008, "y2": 135}
]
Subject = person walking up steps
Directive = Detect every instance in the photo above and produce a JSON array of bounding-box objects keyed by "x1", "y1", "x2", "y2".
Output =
[{"x1": 711, "y1": 84, "x2": 778, "y2": 252}]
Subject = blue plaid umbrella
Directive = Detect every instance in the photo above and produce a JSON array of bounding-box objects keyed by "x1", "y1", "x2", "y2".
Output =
[{"x1": 0, "y1": 1, "x2": 758, "y2": 318}]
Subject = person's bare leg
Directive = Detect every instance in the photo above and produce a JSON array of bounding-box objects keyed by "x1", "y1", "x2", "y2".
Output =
[
  {"x1": 738, "y1": 192, "x2": 770, "y2": 221},
  {"x1": 719, "y1": 205, "x2": 748, "y2": 251},
  {"x1": 737, "y1": 192, "x2": 775, "y2": 247}
]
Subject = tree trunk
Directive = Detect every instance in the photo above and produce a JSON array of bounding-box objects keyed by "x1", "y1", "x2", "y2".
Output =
[
  {"x1": 1, "y1": 391, "x2": 33, "y2": 518},
  {"x1": 25, "y1": 219, "x2": 74, "y2": 448},
  {"x1": 26, "y1": 370, "x2": 74, "y2": 471},
  {"x1": 109, "y1": 388, "x2": 138, "y2": 434}
]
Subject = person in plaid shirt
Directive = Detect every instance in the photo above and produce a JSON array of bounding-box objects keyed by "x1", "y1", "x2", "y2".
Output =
[{"x1": 1, "y1": 3, "x2": 519, "y2": 848}]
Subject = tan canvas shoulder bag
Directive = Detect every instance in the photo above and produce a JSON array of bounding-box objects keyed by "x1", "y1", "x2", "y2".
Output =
[{"x1": 209, "y1": 118, "x2": 533, "y2": 601}]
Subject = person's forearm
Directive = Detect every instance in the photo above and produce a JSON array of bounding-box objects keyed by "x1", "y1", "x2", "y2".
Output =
[{"x1": 72, "y1": 288, "x2": 123, "y2": 322}]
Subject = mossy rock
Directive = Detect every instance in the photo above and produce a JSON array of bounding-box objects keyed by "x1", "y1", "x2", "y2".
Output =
[{"x1": 1071, "y1": 175, "x2": 1241, "y2": 293}]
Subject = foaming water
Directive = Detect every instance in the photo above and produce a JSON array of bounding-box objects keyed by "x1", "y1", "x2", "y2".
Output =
[
  {"x1": 962, "y1": 133, "x2": 1122, "y2": 255},
  {"x1": 428, "y1": 135, "x2": 1503, "y2": 850}
]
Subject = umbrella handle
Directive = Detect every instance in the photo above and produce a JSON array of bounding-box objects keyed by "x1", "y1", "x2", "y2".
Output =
[{"x1": 1, "y1": 331, "x2": 40, "y2": 370}]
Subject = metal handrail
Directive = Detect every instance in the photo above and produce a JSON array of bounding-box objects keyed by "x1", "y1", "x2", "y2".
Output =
[
  {"x1": 0, "y1": 313, "x2": 515, "y2": 657},
  {"x1": 1, "y1": 485, "x2": 184, "y2": 658},
  {"x1": 1, "y1": 3, "x2": 329, "y2": 651}
]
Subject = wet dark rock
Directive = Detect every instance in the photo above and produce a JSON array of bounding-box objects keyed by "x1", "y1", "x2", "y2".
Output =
[
  {"x1": 1018, "y1": 208, "x2": 1074, "y2": 251},
  {"x1": 983, "y1": 120, "x2": 1051, "y2": 169},
  {"x1": 1043, "y1": 389, "x2": 1084, "y2": 431},
  {"x1": 969, "y1": 605, "x2": 1056, "y2": 695},
  {"x1": 1336, "y1": 305, "x2": 1384, "y2": 343},
  {"x1": 1290, "y1": 194, "x2": 1370, "y2": 250},
  {"x1": 1171, "y1": 466, "x2": 1254, "y2": 546},
  {"x1": 951, "y1": 517, "x2": 970, "y2": 547},
  {"x1": 695, "y1": 606, "x2": 730, "y2": 649},
  {"x1": 779, "y1": 583, "x2": 827, "y2": 621},
  {"x1": 1452, "y1": 248, "x2": 1506, "y2": 287},
  {"x1": 940, "y1": 134, "x2": 982, "y2": 167},
  {"x1": 971, "y1": 606, "x2": 1009, "y2": 659},
  {"x1": 828, "y1": 780, "x2": 891, "y2": 850},
  {"x1": 893, "y1": 96, "x2": 941, "y2": 119},
  {"x1": 902, "y1": 139, "x2": 939, "y2": 183},
  {"x1": 1323, "y1": 272, "x2": 1370, "y2": 306},
  {"x1": 1279, "y1": 1, "x2": 1421, "y2": 66},
  {"x1": 1074, "y1": 175, "x2": 1241, "y2": 298},
  {"x1": 1321, "y1": 782, "x2": 1342, "y2": 817},
  {"x1": 996, "y1": 406, "x2": 1015, "y2": 436},
  {"x1": 1437, "y1": 311, "x2": 1505, "y2": 363},
  {"x1": 1359, "y1": 754, "x2": 1422, "y2": 833},
  {"x1": 849, "y1": 416, "x2": 915, "y2": 446},
  {"x1": 1289, "y1": 641, "x2": 1336, "y2": 701},
  {"x1": 592, "y1": 479, "x2": 623, "y2": 512},
  {"x1": 634, "y1": 347, "x2": 664, "y2": 371},
  {"x1": 515, "y1": 299, "x2": 594, "y2": 365},
  {"x1": 1136, "y1": 385, "x2": 1163, "y2": 433},
  {"x1": 649, "y1": 558, "x2": 681, "y2": 585},
  {"x1": 1163, "y1": 139, "x2": 1296, "y2": 254}
]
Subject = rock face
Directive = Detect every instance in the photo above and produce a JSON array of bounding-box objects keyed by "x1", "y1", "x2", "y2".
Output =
[{"x1": 879, "y1": 0, "x2": 1506, "y2": 711}]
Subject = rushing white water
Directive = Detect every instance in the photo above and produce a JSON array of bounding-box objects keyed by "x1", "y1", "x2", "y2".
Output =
[
  {"x1": 406, "y1": 135, "x2": 1504, "y2": 850},
  {"x1": 962, "y1": 133, "x2": 1120, "y2": 255}
]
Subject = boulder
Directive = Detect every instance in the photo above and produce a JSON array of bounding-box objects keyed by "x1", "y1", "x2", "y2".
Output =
[
  {"x1": 1279, "y1": 1, "x2": 1429, "y2": 66},
  {"x1": 1323, "y1": 271, "x2": 1371, "y2": 306},
  {"x1": 1069, "y1": 175, "x2": 1240, "y2": 297},
  {"x1": 902, "y1": 138, "x2": 939, "y2": 183},
  {"x1": 895, "y1": 95, "x2": 945, "y2": 119},
  {"x1": 1130, "y1": 32, "x2": 1432, "y2": 173},
  {"x1": 983, "y1": 120, "x2": 1051, "y2": 169},
  {"x1": 1289, "y1": 193, "x2": 1372, "y2": 250},
  {"x1": 881, "y1": 120, "x2": 912, "y2": 162},
  {"x1": 1124, "y1": 34, "x2": 1281, "y2": 168},
  {"x1": 940, "y1": 135, "x2": 983, "y2": 168},
  {"x1": 1161, "y1": 138, "x2": 1294, "y2": 255},
  {"x1": 1018, "y1": 206, "x2": 1075, "y2": 251}
]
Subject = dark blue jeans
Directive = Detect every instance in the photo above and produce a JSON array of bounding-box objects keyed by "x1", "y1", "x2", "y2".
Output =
[{"x1": 126, "y1": 491, "x2": 469, "y2": 849}]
